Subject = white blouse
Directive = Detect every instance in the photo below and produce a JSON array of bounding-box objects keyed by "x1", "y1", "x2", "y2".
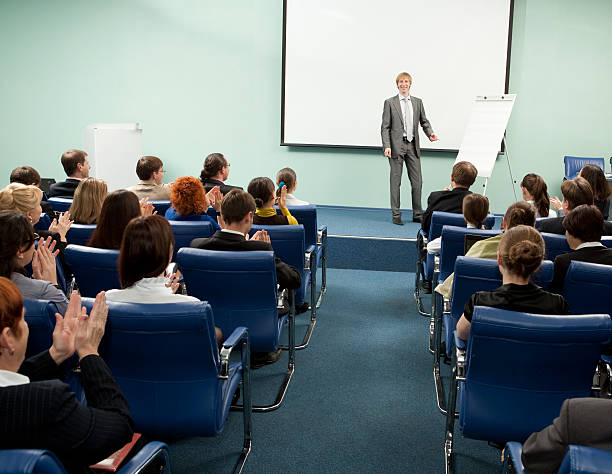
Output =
[{"x1": 105, "y1": 277, "x2": 199, "y2": 304}]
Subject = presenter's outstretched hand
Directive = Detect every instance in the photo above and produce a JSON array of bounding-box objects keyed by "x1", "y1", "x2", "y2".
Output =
[
  {"x1": 429, "y1": 134, "x2": 438, "y2": 142},
  {"x1": 384, "y1": 148, "x2": 392, "y2": 158}
]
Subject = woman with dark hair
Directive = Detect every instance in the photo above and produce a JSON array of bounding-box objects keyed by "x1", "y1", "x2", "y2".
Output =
[
  {"x1": 456, "y1": 225, "x2": 569, "y2": 341},
  {"x1": 0, "y1": 280, "x2": 134, "y2": 473},
  {"x1": 521, "y1": 173, "x2": 555, "y2": 218},
  {"x1": 165, "y1": 176, "x2": 221, "y2": 230},
  {"x1": 199, "y1": 153, "x2": 241, "y2": 195},
  {"x1": 88, "y1": 190, "x2": 143, "y2": 249},
  {"x1": 580, "y1": 164, "x2": 611, "y2": 220},
  {"x1": 105, "y1": 215, "x2": 222, "y2": 344},
  {"x1": 69, "y1": 177, "x2": 107, "y2": 224},
  {"x1": 0, "y1": 211, "x2": 68, "y2": 313},
  {"x1": 248, "y1": 177, "x2": 298, "y2": 225}
]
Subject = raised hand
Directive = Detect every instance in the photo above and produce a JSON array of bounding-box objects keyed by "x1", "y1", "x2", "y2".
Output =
[
  {"x1": 207, "y1": 186, "x2": 223, "y2": 211},
  {"x1": 32, "y1": 236, "x2": 59, "y2": 284},
  {"x1": 278, "y1": 184, "x2": 287, "y2": 209},
  {"x1": 139, "y1": 198, "x2": 156, "y2": 216},
  {"x1": 49, "y1": 291, "x2": 84, "y2": 364},
  {"x1": 165, "y1": 271, "x2": 182, "y2": 294},
  {"x1": 75, "y1": 291, "x2": 109, "y2": 360},
  {"x1": 49, "y1": 212, "x2": 73, "y2": 241},
  {"x1": 550, "y1": 196, "x2": 563, "y2": 211}
]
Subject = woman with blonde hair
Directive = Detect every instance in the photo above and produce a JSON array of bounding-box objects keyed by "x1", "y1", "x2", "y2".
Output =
[
  {"x1": 69, "y1": 178, "x2": 107, "y2": 224},
  {"x1": 456, "y1": 225, "x2": 569, "y2": 341}
]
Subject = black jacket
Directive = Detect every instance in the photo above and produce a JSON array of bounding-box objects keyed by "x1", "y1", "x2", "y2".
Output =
[
  {"x1": 200, "y1": 178, "x2": 242, "y2": 196},
  {"x1": 422, "y1": 187, "x2": 472, "y2": 234},
  {"x1": 49, "y1": 178, "x2": 80, "y2": 198},
  {"x1": 538, "y1": 216, "x2": 612, "y2": 235},
  {"x1": 191, "y1": 230, "x2": 301, "y2": 290},
  {"x1": 549, "y1": 246, "x2": 612, "y2": 294}
]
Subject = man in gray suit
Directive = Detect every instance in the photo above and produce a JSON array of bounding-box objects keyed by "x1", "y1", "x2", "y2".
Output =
[{"x1": 381, "y1": 72, "x2": 437, "y2": 225}]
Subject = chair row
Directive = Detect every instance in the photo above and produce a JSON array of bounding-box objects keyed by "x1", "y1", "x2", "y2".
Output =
[{"x1": 564, "y1": 155, "x2": 612, "y2": 179}]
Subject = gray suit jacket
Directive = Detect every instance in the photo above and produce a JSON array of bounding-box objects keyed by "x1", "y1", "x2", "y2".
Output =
[{"x1": 381, "y1": 95, "x2": 434, "y2": 159}]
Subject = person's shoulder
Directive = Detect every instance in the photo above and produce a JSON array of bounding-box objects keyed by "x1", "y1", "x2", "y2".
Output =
[
  {"x1": 190, "y1": 236, "x2": 214, "y2": 248},
  {"x1": 384, "y1": 96, "x2": 397, "y2": 104}
]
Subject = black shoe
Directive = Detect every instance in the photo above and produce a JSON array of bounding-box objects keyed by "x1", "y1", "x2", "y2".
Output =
[
  {"x1": 251, "y1": 349, "x2": 282, "y2": 369},
  {"x1": 422, "y1": 280, "x2": 432, "y2": 294},
  {"x1": 392, "y1": 216, "x2": 404, "y2": 226},
  {"x1": 295, "y1": 302, "x2": 310, "y2": 314},
  {"x1": 412, "y1": 214, "x2": 423, "y2": 223}
]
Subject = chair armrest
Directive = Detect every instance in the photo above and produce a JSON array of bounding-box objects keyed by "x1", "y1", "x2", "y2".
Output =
[
  {"x1": 317, "y1": 225, "x2": 327, "y2": 245},
  {"x1": 304, "y1": 244, "x2": 316, "y2": 270},
  {"x1": 219, "y1": 326, "x2": 249, "y2": 379},
  {"x1": 504, "y1": 442, "x2": 525, "y2": 474},
  {"x1": 118, "y1": 441, "x2": 170, "y2": 474},
  {"x1": 277, "y1": 288, "x2": 288, "y2": 311},
  {"x1": 443, "y1": 297, "x2": 451, "y2": 314},
  {"x1": 453, "y1": 330, "x2": 466, "y2": 380}
]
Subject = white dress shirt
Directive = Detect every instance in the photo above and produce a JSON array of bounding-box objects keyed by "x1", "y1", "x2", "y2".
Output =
[
  {"x1": 0, "y1": 369, "x2": 29, "y2": 387},
  {"x1": 398, "y1": 94, "x2": 414, "y2": 141},
  {"x1": 285, "y1": 194, "x2": 309, "y2": 206},
  {"x1": 105, "y1": 277, "x2": 199, "y2": 303}
]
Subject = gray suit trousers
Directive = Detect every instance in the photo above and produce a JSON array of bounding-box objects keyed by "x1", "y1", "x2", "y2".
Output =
[{"x1": 389, "y1": 140, "x2": 422, "y2": 218}]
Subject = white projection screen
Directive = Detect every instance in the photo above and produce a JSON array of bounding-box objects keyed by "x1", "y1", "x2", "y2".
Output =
[{"x1": 282, "y1": 0, "x2": 513, "y2": 151}]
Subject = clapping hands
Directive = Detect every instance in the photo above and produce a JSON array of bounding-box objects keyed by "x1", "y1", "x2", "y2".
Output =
[
  {"x1": 207, "y1": 186, "x2": 223, "y2": 212},
  {"x1": 49, "y1": 212, "x2": 73, "y2": 242},
  {"x1": 250, "y1": 229, "x2": 271, "y2": 244},
  {"x1": 32, "y1": 236, "x2": 59, "y2": 285},
  {"x1": 139, "y1": 198, "x2": 157, "y2": 216}
]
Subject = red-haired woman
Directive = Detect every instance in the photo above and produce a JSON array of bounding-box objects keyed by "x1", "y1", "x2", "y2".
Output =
[{"x1": 164, "y1": 176, "x2": 221, "y2": 231}]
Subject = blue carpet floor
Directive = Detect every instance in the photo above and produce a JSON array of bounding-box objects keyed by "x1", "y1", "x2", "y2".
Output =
[{"x1": 167, "y1": 269, "x2": 501, "y2": 473}]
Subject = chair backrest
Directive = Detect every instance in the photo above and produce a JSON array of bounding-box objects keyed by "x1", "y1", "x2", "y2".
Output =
[
  {"x1": 23, "y1": 300, "x2": 57, "y2": 359},
  {"x1": 601, "y1": 236, "x2": 612, "y2": 249},
  {"x1": 47, "y1": 197, "x2": 72, "y2": 213},
  {"x1": 284, "y1": 205, "x2": 318, "y2": 250},
  {"x1": 563, "y1": 260, "x2": 612, "y2": 315},
  {"x1": 65, "y1": 224, "x2": 97, "y2": 247},
  {"x1": 81, "y1": 299, "x2": 224, "y2": 438},
  {"x1": 428, "y1": 211, "x2": 496, "y2": 240},
  {"x1": 151, "y1": 200, "x2": 171, "y2": 216},
  {"x1": 558, "y1": 445, "x2": 612, "y2": 474},
  {"x1": 461, "y1": 306, "x2": 611, "y2": 444},
  {"x1": 64, "y1": 245, "x2": 120, "y2": 297},
  {"x1": 33, "y1": 214, "x2": 52, "y2": 232},
  {"x1": 439, "y1": 226, "x2": 501, "y2": 280},
  {"x1": 177, "y1": 248, "x2": 280, "y2": 352},
  {"x1": 564, "y1": 155, "x2": 605, "y2": 180},
  {"x1": 0, "y1": 449, "x2": 67, "y2": 474},
  {"x1": 168, "y1": 220, "x2": 215, "y2": 260},
  {"x1": 250, "y1": 224, "x2": 308, "y2": 304},
  {"x1": 541, "y1": 232, "x2": 571, "y2": 261}
]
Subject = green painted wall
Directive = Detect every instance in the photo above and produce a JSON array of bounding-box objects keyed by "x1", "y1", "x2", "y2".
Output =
[{"x1": 1, "y1": 0, "x2": 611, "y2": 213}]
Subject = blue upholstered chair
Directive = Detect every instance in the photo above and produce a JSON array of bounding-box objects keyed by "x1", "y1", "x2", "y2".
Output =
[
  {"x1": 564, "y1": 156, "x2": 605, "y2": 180},
  {"x1": 433, "y1": 257, "x2": 554, "y2": 416},
  {"x1": 285, "y1": 205, "x2": 328, "y2": 308},
  {"x1": 504, "y1": 441, "x2": 612, "y2": 474},
  {"x1": 64, "y1": 245, "x2": 120, "y2": 297},
  {"x1": 444, "y1": 307, "x2": 611, "y2": 473},
  {"x1": 65, "y1": 224, "x2": 96, "y2": 246},
  {"x1": 602, "y1": 236, "x2": 612, "y2": 249},
  {"x1": 250, "y1": 224, "x2": 316, "y2": 349},
  {"x1": 541, "y1": 232, "x2": 572, "y2": 261},
  {"x1": 177, "y1": 247, "x2": 295, "y2": 412},
  {"x1": 23, "y1": 299, "x2": 57, "y2": 359},
  {"x1": 34, "y1": 213, "x2": 52, "y2": 232},
  {"x1": 47, "y1": 197, "x2": 72, "y2": 213},
  {"x1": 168, "y1": 220, "x2": 215, "y2": 260},
  {"x1": 0, "y1": 442, "x2": 171, "y2": 474},
  {"x1": 81, "y1": 299, "x2": 251, "y2": 472},
  {"x1": 150, "y1": 200, "x2": 171, "y2": 216}
]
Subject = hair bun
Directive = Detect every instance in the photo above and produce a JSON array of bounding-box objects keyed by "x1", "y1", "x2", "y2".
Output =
[
  {"x1": 508, "y1": 240, "x2": 543, "y2": 267},
  {"x1": 254, "y1": 197, "x2": 264, "y2": 208}
]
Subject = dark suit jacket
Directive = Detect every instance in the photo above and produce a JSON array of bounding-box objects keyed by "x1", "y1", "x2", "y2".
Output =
[
  {"x1": 49, "y1": 178, "x2": 80, "y2": 198},
  {"x1": 200, "y1": 178, "x2": 242, "y2": 196},
  {"x1": 191, "y1": 230, "x2": 301, "y2": 290},
  {"x1": 422, "y1": 187, "x2": 472, "y2": 234},
  {"x1": 550, "y1": 246, "x2": 612, "y2": 293},
  {"x1": 0, "y1": 351, "x2": 133, "y2": 473},
  {"x1": 522, "y1": 398, "x2": 612, "y2": 473},
  {"x1": 538, "y1": 216, "x2": 612, "y2": 235}
]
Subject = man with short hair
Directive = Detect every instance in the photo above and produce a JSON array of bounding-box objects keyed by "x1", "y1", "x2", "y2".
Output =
[
  {"x1": 421, "y1": 161, "x2": 478, "y2": 233},
  {"x1": 381, "y1": 72, "x2": 438, "y2": 225},
  {"x1": 199, "y1": 153, "x2": 242, "y2": 195},
  {"x1": 538, "y1": 176, "x2": 612, "y2": 235},
  {"x1": 127, "y1": 156, "x2": 171, "y2": 200},
  {"x1": 49, "y1": 149, "x2": 91, "y2": 197},
  {"x1": 190, "y1": 189, "x2": 301, "y2": 368},
  {"x1": 10, "y1": 166, "x2": 53, "y2": 216}
]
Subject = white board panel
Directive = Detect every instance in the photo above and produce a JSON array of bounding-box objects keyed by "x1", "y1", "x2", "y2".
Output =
[{"x1": 283, "y1": 0, "x2": 512, "y2": 151}]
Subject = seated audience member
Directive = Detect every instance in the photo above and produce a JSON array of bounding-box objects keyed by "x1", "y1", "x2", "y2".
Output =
[
  {"x1": 276, "y1": 167, "x2": 309, "y2": 206},
  {"x1": 127, "y1": 155, "x2": 172, "y2": 201},
  {"x1": 0, "y1": 211, "x2": 68, "y2": 314},
  {"x1": 88, "y1": 190, "x2": 143, "y2": 249},
  {"x1": 165, "y1": 176, "x2": 221, "y2": 231},
  {"x1": 427, "y1": 193, "x2": 489, "y2": 255},
  {"x1": 580, "y1": 164, "x2": 611, "y2": 220},
  {"x1": 190, "y1": 189, "x2": 301, "y2": 367},
  {"x1": 0, "y1": 183, "x2": 72, "y2": 246},
  {"x1": 248, "y1": 177, "x2": 298, "y2": 225},
  {"x1": 421, "y1": 160, "x2": 478, "y2": 232},
  {"x1": 548, "y1": 204, "x2": 612, "y2": 294},
  {"x1": 521, "y1": 173, "x2": 556, "y2": 218},
  {"x1": 520, "y1": 397, "x2": 612, "y2": 473},
  {"x1": 0, "y1": 280, "x2": 134, "y2": 473},
  {"x1": 199, "y1": 152, "x2": 242, "y2": 195},
  {"x1": 68, "y1": 177, "x2": 107, "y2": 225},
  {"x1": 456, "y1": 225, "x2": 569, "y2": 341},
  {"x1": 49, "y1": 149, "x2": 91, "y2": 198},
  {"x1": 435, "y1": 201, "x2": 536, "y2": 299},
  {"x1": 10, "y1": 166, "x2": 53, "y2": 216}
]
